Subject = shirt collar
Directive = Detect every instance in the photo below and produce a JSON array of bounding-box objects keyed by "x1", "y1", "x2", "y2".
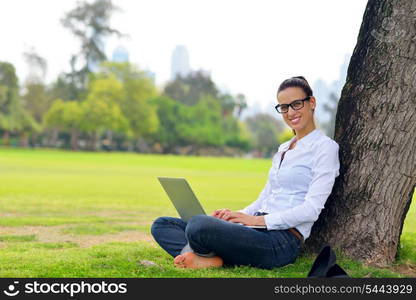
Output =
[{"x1": 282, "y1": 128, "x2": 322, "y2": 151}]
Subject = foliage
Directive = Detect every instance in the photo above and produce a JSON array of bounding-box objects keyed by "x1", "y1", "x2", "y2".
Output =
[
  {"x1": 234, "y1": 93, "x2": 248, "y2": 119},
  {"x1": 48, "y1": 74, "x2": 82, "y2": 102},
  {"x1": 44, "y1": 99, "x2": 83, "y2": 134},
  {"x1": 23, "y1": 82, "x2": 52, "y2": 124},
  {"x1": 245, "y1": 113, "x2": 283, "y2": 156},
  {"x1": 44, "y1": 68, "x2": 158, "y2": 150},
  {"x1": 0, "y1": 62, "x2": 39, "y2": 135},
  {"x1": 21, "y1": 50, "x2": 50, "y2": 137},
  {"x1": 178, "y1": 96, "x2": 225, "y2": 147},
  {"x1": 80, "y1": 76, "x2": 129, "y2": 150},
  {"x1": 61, "y1": 0, "x2": 123, "y2": 95},
  {"x1": 163, "y1": 70, "x2": 219, "y2": 106},
  {"x1": 45, "y1": 77, "x2": 128, "y2": 138},
  {"x1": 2, "y1": 18, "x2": 251, "y2": 155},
  {"x1": 150, "y1": 95, "x2": 226, "y2": 150},
  {"x1": 96, "y1": 62, "x2": 159, "y2": 139},
  {"x1": 150, "y1": 91, "x2": 251, "y2": 152},
  {"x1": 277, "y1": 128, "x2": 295, "y2": 145},
  {"x1": 44, "y1": 79, "x2": 128, "y2": 151},
  {"x1": 22, "y1": 48, "x2": 47, "y2": 83},
  {"x1": 157, "y1": 69, "x2": 250, "y2": 152},
  {"x1": 221, "y1": 116, "x2": 251, "y2": 151},
  {"x1": 149, "y1": 96, "x2": 183, "y2": 152},
  {"x1": 3, "y1": 57, "x2": 256, "y2": 154},
  {"x1": 218, "y1": 93, "x2": 236, "y2": 116},
  {"x1": 163, "y1": 70, "x2": 247, "y2": 120}
]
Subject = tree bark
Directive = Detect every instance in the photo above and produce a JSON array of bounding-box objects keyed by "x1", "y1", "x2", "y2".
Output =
[
  {"x1": 92, "y1": 131, "x2": 100, "y2": 151},
  {"x1": 305, "y1": 0, "x2": 416, "y2": 266},
  {"x1": 2, "y1": 131, "x2": 10, "y2": 146},
  {"x1": 19, "y1": 132, "x2": 29, "y2": 148},
  {"x1": 70, "y1": 129, "x2": 78, "y2": 151}
]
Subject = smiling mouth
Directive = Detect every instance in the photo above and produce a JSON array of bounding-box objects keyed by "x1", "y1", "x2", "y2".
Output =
[{"x1": 290, "y1": 116, "x2": 301, "y2": 124}]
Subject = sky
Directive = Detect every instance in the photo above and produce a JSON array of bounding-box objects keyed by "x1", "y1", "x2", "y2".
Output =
[{"x1": 0, "y1": 0, "x2": 368, "y2": 109}]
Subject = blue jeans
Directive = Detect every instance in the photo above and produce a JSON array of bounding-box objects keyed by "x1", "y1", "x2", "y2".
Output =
[{"x1": 151, "y1": 215, "x2": 301, "y2": 269}]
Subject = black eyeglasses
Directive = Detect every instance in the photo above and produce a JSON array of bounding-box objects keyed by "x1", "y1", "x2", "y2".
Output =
[{"x1": 275, "y1": 96, "x2": 311, "y2": 114}]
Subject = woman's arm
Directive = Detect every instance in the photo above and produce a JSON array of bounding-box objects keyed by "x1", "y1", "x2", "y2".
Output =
[{"x1": 264, "y1": 140, "x2": 340, "y2": 230}]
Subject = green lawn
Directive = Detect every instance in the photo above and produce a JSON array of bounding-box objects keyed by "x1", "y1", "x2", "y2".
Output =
[{"x1": 0, "y1": 148, "x2": 414, "y2": 277}]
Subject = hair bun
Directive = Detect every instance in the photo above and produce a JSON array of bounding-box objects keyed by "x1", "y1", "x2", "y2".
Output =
[{"x1": 292, "y1": 76, "x2": 308, "y2": 82}]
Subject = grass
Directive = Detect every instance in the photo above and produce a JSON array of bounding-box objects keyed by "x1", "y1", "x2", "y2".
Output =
[
  {"x1": 0, "y1": 234, "x2": 37, "y2": 242},
  {"x1": 0, "y1": 147, "x2": 414, "y2": 277},
  {"x1": 61, "y1": 224, "x2": 147, "y2": 235}
]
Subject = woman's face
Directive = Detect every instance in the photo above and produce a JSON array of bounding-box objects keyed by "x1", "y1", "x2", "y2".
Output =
[{"x1": 277, "y1": 87, "x2": 316, "y2": 133}]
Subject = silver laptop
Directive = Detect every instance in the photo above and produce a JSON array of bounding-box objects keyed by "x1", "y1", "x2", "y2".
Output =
[{"x1": 157, "y1": 177, "x2": 266, "y2": 228}]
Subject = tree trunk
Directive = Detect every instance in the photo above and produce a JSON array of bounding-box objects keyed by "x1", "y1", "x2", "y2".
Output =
[
  {"x1": 52, "y1": 129, "x2": 59, "y2": 148},
  {"x1": 2, "y1": 131, "x2": 10, "y2": 146},
  {"x1": 305, "y1": 0, "x2": 416, "y2": 266},
  {"x1": 31, "y1": 132, "x2": 39, "y2": 148},
  {"x1": 19, "y1": 132, "x2": 29, "y2": 148},
  {"x1": 92, "y1": 131, "x2": 100, "y2": 151},
  {"x1": 70, "y1": 129, "x2": 78, "y2": 151}
]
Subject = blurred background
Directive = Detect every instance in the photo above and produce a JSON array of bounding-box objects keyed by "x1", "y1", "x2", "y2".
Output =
[{"x1": 0, "y1": 0, "x2": 367, "y2": 158}]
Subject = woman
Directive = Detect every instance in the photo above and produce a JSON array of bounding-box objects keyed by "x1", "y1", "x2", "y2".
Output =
[{"x1": 151, "y1": 76, "x2": 340, "y2": 269}]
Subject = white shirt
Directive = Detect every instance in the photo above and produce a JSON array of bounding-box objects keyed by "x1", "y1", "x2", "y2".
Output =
[{"x1": 240, "y1": 128, "x2": 340, "y2": 239}]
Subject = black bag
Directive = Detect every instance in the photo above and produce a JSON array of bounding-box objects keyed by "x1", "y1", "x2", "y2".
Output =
[{"x1": 307, "y1": 245, "x2": 350, "y2": 278}]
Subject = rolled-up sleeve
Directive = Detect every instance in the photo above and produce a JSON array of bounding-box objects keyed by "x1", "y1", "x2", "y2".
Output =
[{"x1": 264, "y1": 140, "x2": 340, "y2": 230}]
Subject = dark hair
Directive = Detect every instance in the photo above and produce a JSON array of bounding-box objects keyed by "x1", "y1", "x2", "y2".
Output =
[
  {"x1": 277, "y1": 76, "x2": 313, "y2": 97},
  {"x1": 277, "y1": 76, "x2": 314, "y2": 136}
]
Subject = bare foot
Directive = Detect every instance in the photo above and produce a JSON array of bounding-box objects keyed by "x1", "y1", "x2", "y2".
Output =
[
  {"x1": 173, "y1": 254, "x2": 186, "y2": 268},
  {"x1": 174, "y1": 252, "x2": 223, "y2": 269}
]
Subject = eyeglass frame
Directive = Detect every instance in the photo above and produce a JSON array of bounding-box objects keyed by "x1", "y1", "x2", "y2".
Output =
[{"x1": 274, "y1": 96, "x2": 311, "y2": 114}]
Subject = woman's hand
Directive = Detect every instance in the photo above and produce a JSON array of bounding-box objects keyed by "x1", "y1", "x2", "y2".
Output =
[
  {"x1": 212, "y1": 210, "x2": 266, "y2": 226},
  {"x1": 211, "y1": 208, "x2": 232, "y2": 220},
  {"x1": 227, "y1": 212, "x2": 266, "y2": 226}
]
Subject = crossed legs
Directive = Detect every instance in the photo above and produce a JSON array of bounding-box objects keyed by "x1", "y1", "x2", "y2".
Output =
[{"x1": 151, "y1": 214, "x2": 300, "y2": 269}]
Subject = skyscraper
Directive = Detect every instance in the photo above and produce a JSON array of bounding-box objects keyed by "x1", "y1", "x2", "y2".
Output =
[{"x1": 171, "y1": 45, "x2": 190, "y2": 80}]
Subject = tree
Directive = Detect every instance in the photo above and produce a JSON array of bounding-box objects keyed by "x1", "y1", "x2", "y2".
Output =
[
  {"x1": 22, "y1": 48, "x2": 47, "y2": 82},
  {"x1": 61, "y1": 0, "x2": 122, "y2": 96},
  {"x1": 245, "y1": 113, "x2": 283, "y2": 157},
  {"x1": 48, "y1": 75, "x2": 80, "y2": 102},
  {"x1": 162, "y1": 69, "x2": 251, "y2": 152},
  {"x1": 81, "y1": 76, "x2": 128, "y2": 150},
  {"x1": 163, "y1": 70, "x2": 219, "y2": 106},
  {"x1": 176, "y1": 96, "x2": 225, "y2": 149},
  {"x1": 277, "y1": 128, "x2": 295, "y2": 145},
  {"x1": 150, "y1": 95, "x2": 250, "y2": 153},
  {"x1": 305, "y1": 0, "x2": 416, "y2": 265},
  {"x1": 44, "y1": 99, "x2": 83, "y2": 150},
  {"x1": 149, "y1": 96, "x2": 185, "y2": 153},
  {"x1": 0, "y1": 62, "x2": 38, "y2": 145},
  {"x1": 221, "y1": 115, "x2": 251, "y2": 151},
  {"x1": 97, "y1": 62, "x2": 159, "y2": 145},
  {"x1": 234, "y1": 93, "x2": 248, "y2": 119},
  {"x1": 23, "y1": 79, "x2": 51, "y2": 125},
  {"x1": 218, "y1": 93, "x2": 236, "y2": 117},
  {"x1": 22, "y1": 83, "x2": 50, "y2": 146},
  {"x1": 22, "y1": 49, "x2": 52, "y2": 146}
]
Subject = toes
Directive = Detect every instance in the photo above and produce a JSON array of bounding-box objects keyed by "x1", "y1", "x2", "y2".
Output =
[
  {"x1": 174, "y1": 255, "x2": 187, "y2": 268},
  {"x1": 174, "y1": 255, "x2": 185, "y2": 264},
  {"x1": 174, "y1": 261, "x2": 186, "y2": 268}
]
